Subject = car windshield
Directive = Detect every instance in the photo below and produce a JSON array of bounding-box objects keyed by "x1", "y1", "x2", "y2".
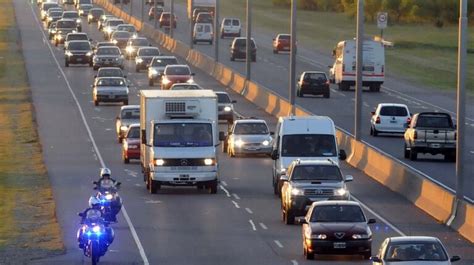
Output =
[
  {"x1": 96, "y1": 42, "x2": 115, "y2": 48},
  {"x1": 121, "y1": 109, "x2": 140, "y2": 119},
  {"x1": 154, "y1": 123, "x2": 213, "y2": 147},
  {"x1": 234, "y1": 123, "x2": 268, "y2": 135},
  {"x1": 165, "y1": 66, "x2": 190, "y2": 75},
  {"x1": 108, "y1": 20, "x2": 124, "y2": 26},
  {"x1": 80, "y1": 5, "x2": 92, "y2": 10},
  {"x1": 131, "y1": 39, "x2": 149, "y2": 46},
  {"x1": 380, "y1": 106, "x2": 408, "y2": 116},
  {"x1": 235, "y1": 39, "x2": 256, "y2": 48},
  {"x1": 291, "y1": 165, "x2": 342, "y2": 181},
  {"x1": 223, "y1": 19, "x2": 231, "y2": 26},
  {"x1": 68, "y1": 34, "x2": 88, "y2": 41},
  {"x1": 57, "y1": 20, "x2": 76, "y2": 28},
  {"x1": 127, "y1": 126, "x2": 140, "y2": 139},
  {"x1": 171, "y1": 84, "x2": 201, "y2": 90},
  {"x1": 113, "y1": 31, "x2": 131, "y2": 39},
  {"x1": 384, "y1": 242, "x2": 448, "y2": 262},
  {"x1": 304, "y1": 73, "x2": 327, "y2": 82},
  {"x1": 62, "y1": 12, "x2": 79, "y2": 19},
  {"x1": 68, "y1": 42, "x2": 90, "y2": 50},
  {"x1": 85, "y1": 209, "x2": 102, "y2": 220},
  {"x1": 118, "y1": 25, "x2": 135, "y2": 32},
  {"x1": 50, "y1": 11, "x2": 63, "y2": 17},
  {"x1": 279, "y1": 35, "x2": 291, "y2": 40},
  {"x1": 96, "y1": 47, "x2": 120, "y2": 55},
  {"x1": 98, "y1": 69, "x2": 123, "y2": 77},
  {"x1": 416, "y1": 115, "x2": 452, "y2": 128},
  {"x1": 96, "y1": 78, "x2": 126, "y2": 86},
  {"x1": 151, "y1": 57, "x2": 178, "y2": 67},
  {"x1": 216, "y1": 93, "x2": 231, "y2": 103},
  {"x1": 311, "y1": 205, "x2": 366, "y2": 223},
  {"x1": 138, "y1": 48, "x2": 160, "y2": 56},
  {"x1": 90, "y1": 9, "x2": 104, "y2": 16},
  {"x1": 282, "y1": 134, "x2": 336, "y2": 157}
]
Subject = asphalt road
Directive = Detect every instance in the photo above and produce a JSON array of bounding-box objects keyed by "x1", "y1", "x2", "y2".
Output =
[
  {"x1": 13, "y1": 0, "x2": 474, "y2": 264},
  {"x1": 119, "y1": 0, "x2": 474, "y2": 201}
]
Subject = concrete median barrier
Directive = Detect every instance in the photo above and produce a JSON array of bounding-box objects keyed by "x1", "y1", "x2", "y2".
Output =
[{"x1": 94, "y1": 0, "x2": 473, "y2": 243}]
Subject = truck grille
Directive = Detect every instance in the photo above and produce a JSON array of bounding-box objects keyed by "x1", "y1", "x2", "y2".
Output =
[
  {"x1": 164, "y1": 158, "x2": 206, "y2": 166},
  {"x1": 304, "y1": 189, "x2": 334, "y2": 197}
]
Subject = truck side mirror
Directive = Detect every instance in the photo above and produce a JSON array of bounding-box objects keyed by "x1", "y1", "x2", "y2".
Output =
[
  {"x1": 141, "y1": 129, "x2": 146, "y2": 144},
  {"x1": 270, "y1": 132, "x2": 275, "y2": 135},
  {"x1": 279, "y1": 175, "x2": 289, "y2": 181},
  {"x1": 219, "y1": 131, "x2": 226, "y2": 141},
  {"x1": 271, "y1": 149, "x2": 279, "y2": 160},
  {"x1": 344, "y1": 175, "x2": 353, "y2": 182},
  {"x1": 339, "y1": 149, "x2": 347, "y2": 160}
]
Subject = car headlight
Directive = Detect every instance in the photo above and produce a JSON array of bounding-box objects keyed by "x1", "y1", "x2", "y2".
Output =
[
  {"x1": 291, "y1": 188, "x2": 304, "y2": 196},
  {"x1": 115, "y1": 57, "x2": 120, "y2": 61},
  {"x1": 126, "y1": 46, "x2": 134, "y2": 53},
  {"x1": 154, "y1": 159, "x2": 165, "y2": 166},
  {"x1": 93, "y1": 57, "x2": 99, "y2": 62},
  {"x1": 132, "y1": 33, "x2": 138, "y2": 38},
  {"x1": 51, "y1": 29, "x2": 57, "y2": 34},
  {"x1": 105, "y1": 194, "x2": 113, "y2": 200},
  {"x1": 262, "y1": 140, "x2": 270, "y2": 146},
  {"x1": 335, "y1": 188, "x2": 347, "y2": 196},
  {"x1": 65, "y1": 51, "x2": 73, "y2": 56},
  {"x1": 223, "y1": 106, "x2": 232, "y2": 112},
  {"x1": 112, "y1": 39, "x2": 118, "y2": 44},
  {"x1": 120, "y1": 125, "x2": 128, "y2": 131},
  {"x1": 150, "y1": 69, "x2": 158, "y2": 75},
  {"x1": 88, "y1": 14, "x2": 92, "y2": 18},
  {"x1": 162, "y1": 77, "x2": 170, "y2": 85},
  {"x1": 86, "y1": 51, "x2": 92, "y2": 56},
  {"x1": 47, "y1": 17, "x2": 53, "y2": 21},
  {"x1": 234, "y1": 139, "x2": 244, "y2": 147},
  {"x1": 311, "y1": 234, "x2": 327, "y2": 240},
  {"x1": 204, "y1": 158, "x2": 214, "y2": 166},
  {"x1": 352, "y1": 234, "x2": 370, "y2": 239},
  {"x1": 186, "y1": 78, "x2": 194, "y2": 84},
  {"x1": 76, "y1": 18, "x2": 81, "y2": 24},
  {"x1": 57, "y1": 35, "x2": 63, "y2": 39},
  {"x1": 92, "y1": 225, "x2": 101, "y2": 233},
  {"x1": 136, "y1": 58, "x2": 143, "y2": 63},
  {"x1": 105, "y1": 27, "x2": 112, "y2": 33}
]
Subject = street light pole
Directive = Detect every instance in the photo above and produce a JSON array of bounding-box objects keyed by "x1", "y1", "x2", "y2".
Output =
[
  {"x1": 189, "y1": 0, "x2": 194, "y2": 48},
  {"x1": 154, "y1": 0, "x2": 158, "y2": 28},
  {"x1": 354, "y1": 0, "x2": 364, "y2": 141},
  {"x1": 289, "y1": 0, "x2": 296, "y2": 115},
  {"x1": 245, "y1": 0, "x2": 251, "y2": 80},
  {"x1": 141, "y1": 0, "x2": 145, "y2": 23},
  {"x1": 130, "y1": 0, "x2": 133, "y2": 17},
  {"x1": 170, "y1": 0, "x2": 174, "y2": 37},
  {"x1": 455, "y1": 0, "x2": 467, "y2": 201},
  {"x1": 214, "y1": 0, "x2": 219, "y2": 62}
]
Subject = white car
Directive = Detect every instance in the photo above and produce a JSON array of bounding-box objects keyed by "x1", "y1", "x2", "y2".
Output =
[
  {"x1": 371, "y1": 236, "x2": 461, "y2": 264},
  {"x1": 220, "y1": 18, "x2": 241, "y2": 38},
  {"x1": 370, "y1": 103, "x2": 411, "y2": 137},
  {"x1": 224, "y1": 119, "x2": 273, "y2": 157}
]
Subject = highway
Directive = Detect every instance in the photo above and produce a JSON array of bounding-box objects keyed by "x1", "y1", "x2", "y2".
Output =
[
  {"x1": 13, "y1": 0, "x2": 473, "y2": 264},
  {"x1": 119, "y1": 0, "x2": 474, "y2": 201}
]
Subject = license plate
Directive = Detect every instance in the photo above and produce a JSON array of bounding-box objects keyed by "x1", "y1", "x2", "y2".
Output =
[
  {"x1": 76, "y1": 58, "x2": 83, "y2": 62},
  {"x1": 430, "y1": 143, "x2": 441, "y2": 148},
  {"x1": 333, "y1": 242, "x2": 346, "y2": 249},
  {"x1": 109, "y1": 95, "x2": 115, "y2": 99},
  {"x1": 283, "y1": 47, "x2": 290, "y2": 50},
  {"x1": 390, "y1": 120, "x2": 397, "y2": 123},
  {"x1": 245, "y1": 147, "x2": 259, "y2": 151}
]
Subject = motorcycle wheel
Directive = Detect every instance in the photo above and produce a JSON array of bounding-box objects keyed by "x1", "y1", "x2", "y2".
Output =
[{"x1": 91, "y1": 240, "x2": 100, "y2": 265}]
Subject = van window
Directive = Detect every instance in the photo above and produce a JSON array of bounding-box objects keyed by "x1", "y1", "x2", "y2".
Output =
[
  {"x1": 204, "y1": 25, "x2": 211, "y2": 32},
  {"x1": 232, "y1": 20, "x2": 240, "y2": 26},
  {"x1": 281, "y1": 134, "x2": 336, "y2": 157},
  {"x1": 379, "y1": 106, "x2": 408, "y2": 117},
  {"x1": 224, "y1": 19, "x2": 231, "y2": 26},
  {"x1": 196, "y1": 25, "x2": 203, "y2": 31}
]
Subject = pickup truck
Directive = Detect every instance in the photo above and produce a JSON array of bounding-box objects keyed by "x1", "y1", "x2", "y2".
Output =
[{"x1": 404, "y1": 112, "x2": 456, "y2": 161}]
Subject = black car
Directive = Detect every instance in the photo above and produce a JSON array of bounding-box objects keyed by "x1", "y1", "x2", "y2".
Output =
[
  {"x1": 110, "y1": 31, "x2": 132, "y2": 50},
  {"x1": 87, "y1": 8, "x2": 104, "y2": 24},
  {"x1": 65, "y1": 40, "x2": 93, "y2": 67},
  {"x1": 301, "y1": 201, "x2": 375, "y2": 260},
  {"x1": 230, "y1": 37, "x2": 256, "y2": 62},
  {"x1": 135, "y1": 47, "x2": 161, "y2": 72},
  {"x1": 297, "y1": 71, "x2": 330, "y2": 98}
]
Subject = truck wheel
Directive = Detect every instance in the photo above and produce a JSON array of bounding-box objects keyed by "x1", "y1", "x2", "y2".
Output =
[
  {"x1": 363, "y1": 251, "x2": 372, "y2": 260},
  {"x1": 149, "y1": 177, "x2": 159, "y2": 194},
  {"x1": 409, "y1": 148, "x2": 418, "y2": 161},
  {"x1": 304, "y1": 245, "x2": 315, "y2": 260},
  {"x1": 404, "y1": 144, "x2": 410, "y2": 158},
  {"x1": 208, "y1": 180, "x2": 218, "y2": 194}
]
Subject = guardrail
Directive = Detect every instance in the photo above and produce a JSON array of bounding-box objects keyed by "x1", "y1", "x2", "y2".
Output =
[{"x1": 94, "y1": 0, "x2": 473, "y2": 243}]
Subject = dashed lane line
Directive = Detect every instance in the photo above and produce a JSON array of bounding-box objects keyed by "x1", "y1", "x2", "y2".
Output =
[
  {"x1": 259, "y1": 222, "x2": 268, "y2": 230},
  {"x1": 232, "y1": 193, "x2": 240, "y2": 200},
  {"x1": 245, "y1": 208, "x2": 253, "y2": 214},
  {"x1": 231, "y1": 200, "x2": 240, "y2": 209},
  {"x1": 274, "y1": 240, "x2": 284, "y2": 248},
  {"x1": 249, "y1": 219, "x2": 257, "y2": 231},
  {"x1": 219, "y1": 185, "x2": 231, "y2": 197}
]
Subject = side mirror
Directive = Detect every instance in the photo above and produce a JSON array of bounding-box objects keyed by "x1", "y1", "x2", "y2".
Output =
[
  {"x1": 272, "y1": 38, "x2": 275, "y2": 41},
  {"x1": 270, "y1": 132, "x2": 275, "y2": 136},
  {"x1": 116, "y1": 182, "x2": 122, "y2": 186},
  {"x1": 370, "y1": 256, "x2": 381, "y2": 262},
  {"x1": 149, "y1": 44, "x2": 152, "y2": 46},
  {"x1": 92, "y1": 181, "x2": 98, "y2": 185},
  {"x1": 270, "y1": 149, "x2": 279, "y2": 160},
  {"x1": 367, "y1": 218, "x2": 376, "y2": 224},
  {"x1": 78, "y1": 212, "x2": 84, "y2": 217},
  {"x1": 219, "y1": 131, "x2": 226, "y2": 141},
  {"x1": 339, "y1": 149, "x2": 347, "y2": 161},
  {"x1": 296, "y1": 217, "x2": 307, "y2": 224},
  {"x1": 141, "y1": 129, "x2": 146, "y2": 144},
  {"x1": 371, "y1": 111, "x2": 375, "y2": 115},
  {"x1": 191, "y1": 73, "x2": 195, "y2": 76},
  {"x1": 327, "y1": 65, "x2": 332, "y2": 69},
  {"x1": 454, "y1": 124, "x2": 457, "y2": 129},
  {"x1": 450, "y1": 256, "x2": 461, "y2": 262},
  {"x1": 279, "y1": 175, "x2": 289, "y2": 182},
  {"x1": 89, "y1": 38, "x2": 93, "y2": 41},
  {"x1": 124, "y1": 75, "x2": 127, "y2": 78},
  {"x1": 344, "y1": 175, "x2": 353, "y2": 182},
  {"x1": 231, "y1": 100, "x2": 237, "y2": 103}
]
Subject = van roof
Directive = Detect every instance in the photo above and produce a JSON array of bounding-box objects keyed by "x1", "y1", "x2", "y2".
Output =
[
  {"x1": 140, "y1": 89, "x2": 217, "y2": 99},
  {"x1": 278, "y1": 116, "x2": 335, "y2": 135}
]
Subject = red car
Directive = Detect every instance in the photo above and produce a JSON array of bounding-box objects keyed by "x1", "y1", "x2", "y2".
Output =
[
  {"x1": 272, "y1": 34, "x2": 296, "y2": 54},
  {"x1": 161, "y1": 65, "x2": 194, "y2": 90},
  {"x1": 122, "y1": 124, "x2": 140, "y2": 164},
  {"x1": 159, "y1": 12, "x2": 177, "y2": 28}
]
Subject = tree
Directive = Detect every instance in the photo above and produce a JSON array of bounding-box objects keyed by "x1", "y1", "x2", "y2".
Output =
[
  {"x1": 382, "y1": 0, "x2": 415, "y2": 23},
  {"x1": 365, "y1": 0, "x2": 382, "y2": 22}
]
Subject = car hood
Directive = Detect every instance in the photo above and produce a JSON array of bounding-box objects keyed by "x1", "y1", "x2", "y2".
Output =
[
  {"x1": 383, "y1": 261, "x2": 450, "y2": 265},
  {"x1": 94, "y1": 55, "x2": 120, "y2": 58},
  {"x1": 291, "y1": 181, "x2": 344, "y2": 190},
  {"x1": 233, "y1": 134, "x2": 271, "y2": 143},
  {"x1": 310, "y1": 222, "x2": 369, "y2": 235},
  {"x1": 149, "y1": 66, "x2": 165, "y2": 72}
]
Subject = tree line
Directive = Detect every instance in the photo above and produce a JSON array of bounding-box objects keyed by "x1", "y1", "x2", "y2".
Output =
[{"x1": 272, "y1": 0, "x2": 474, "y2": 27}]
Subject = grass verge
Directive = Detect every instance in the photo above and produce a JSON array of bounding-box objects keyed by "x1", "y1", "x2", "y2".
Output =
[
  {"x1": 0, "y1": 0, "x2": 64, "y2": 262},
  {"x1": 193, "y1": 0, "x2": 474, "y2": 93}
]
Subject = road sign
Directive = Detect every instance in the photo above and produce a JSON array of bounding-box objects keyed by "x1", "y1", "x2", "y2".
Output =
[{"x1": 377, "y1": 12, "x2": 388, "y2": 29}]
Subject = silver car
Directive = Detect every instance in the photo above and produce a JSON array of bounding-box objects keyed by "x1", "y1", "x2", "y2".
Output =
[
  {"x1": 147, "y1": 55, "x2": 178, "y2": 86},
  {"x1": 225, "y1": 119, "x2": 273, "y2": 156},
  {"x1": 115, "y1": 105, "x2": 140, "y2": 143},
  {"x1": 371, "y1": 236, "x2": 461, "y2": 264},
  {"x1": 92, "y1": 46, "x2": 124, "y2": 70},
  {"x1": 215, "y1": 91, "x2": 236, "y2": 124},
  {"x1": 92, "y1": 77, "x2": 129, "y2": 106}
]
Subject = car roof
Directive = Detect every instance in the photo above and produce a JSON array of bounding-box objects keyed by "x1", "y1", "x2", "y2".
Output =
[
  {"x1": 118, "y1": 24, "x2": 134, "y2": 27},
  {"x1": 388, "y1": 236, "x2": 441, "y2": 243},
  {"x1": 98, "y1": 67, "x2": 122, "y2": 71},
  {"x1": 214, "y1": 91, "x2": 230, "y2": 96},
  {"x1": 292, "y1": 159, "x2": 338, "y2": 166},
  {"x1": 278, "y1": 33, "x2": 291, "y2": 37},
  {"x1": 68, "y1": 40, "x2": 89, "y2": 43},
  {"x1": 152, "y1": 55, "x2": 177, "y2": 59},
  {"x1": 303, "y1": 71, "x2": 326, "y2": 75},
  {"x1": 67, "y1": 32, "x2": 87, "y2": 35},
  {"x1": 63, "y1": 11, "x2": 78, "y2": 14},
  {"x1": 165, "y1": 64, "x2": 189, "y2": 68},
  {"x1": 97, "y1": 46, "x2": 119, "y2": 49},
  {"x1": 234, "y1": 37, "x2": 255, "y2": 41},
  {"x1": 90, "y1": 7, "x2": 103, "y2": 10},
  {"x1": 96, "y1": 76, "x2": 125, "y2": 80},
  {"x1": 278, "y1": 116, "x2": 335, "y2": 135},
  {"x1": 235, "y1": 119, "x2": 267, "y2": 124},
  {"x1": 128, "y1": 123, "x2": 140, "y2": 128},
  {"x1": 120, "y1": 105, "x2": 139, "y2": 111},
  {"x1": 312, "y1": 200, "x2": 360, "y2": 207},
  {"x1": 138, "y1": 47, "x2": 159, "y2": 50},
  {"x1": 377, "y1": 103, "x2": 408, "y2": 108},
  {"x1": 130, "y1": 37, "x2": 147, "y2": 41}
]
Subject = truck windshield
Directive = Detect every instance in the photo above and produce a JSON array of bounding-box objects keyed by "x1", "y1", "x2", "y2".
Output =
[
  {"x1": 281, "y1": 134, "x2": 336, "y2": 157},
  {"x1": 153, "y1": 123, "x2": 213, "y2": 147},
  {"x1": 417, "y1": 115, "x2": 452, "y2": 128}
]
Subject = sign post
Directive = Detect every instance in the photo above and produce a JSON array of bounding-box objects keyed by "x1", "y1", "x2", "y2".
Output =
[{"x1": 377, "y1": 12, "x2": 387, "y2": 39}]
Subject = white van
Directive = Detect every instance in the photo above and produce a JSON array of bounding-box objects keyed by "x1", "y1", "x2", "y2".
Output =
[
  {"x1": 329, "y1": 39, "x2": 385, "y2": 92},
  {"x1": 193, "y1": 23, "x2": 213, "y2": 45},
  {"x1": 220, "y1": 18, "x2": 241, "y2": 38},
  {"x1": 270, "y1": 116, "x2": 346, "y2": 195}
]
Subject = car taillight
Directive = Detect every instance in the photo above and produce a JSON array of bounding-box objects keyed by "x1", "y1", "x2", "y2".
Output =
[
  {"x1": 325, "y1": 80, "x2": 330, "y2": 85},
  {"x1": 375, "y1": 116, "x2": 380, "y2": 124},
  {"x1": 406, "y1": 117, "x2": 411, "y2": 124},
  {"x1": 382, "y1": 65, "x2": 384, "y2": 73},
  {"x1": 414, "y1": 131, "x2": 417, "y2": 139}
]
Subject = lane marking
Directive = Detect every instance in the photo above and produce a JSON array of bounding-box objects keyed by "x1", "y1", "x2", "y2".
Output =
[
  {"x1": 144, "y1": 200, "x2": 162, "y2": 204},
  {"x1": 291, "y1": 260, "x2": 298, "y2": 265},
  {"x1": 232, "y1": 193, "x2": 240, "y2": 200},
  {"x1": 249, "y1": 219, "x2": 257, "y2": 231},
  {"x1": 219, "y1": 184, "x2": 231, "y2": 197},
  {"x1": 363, "y1": 102, "x2": 370, "y2": 108},
  {"x1": 245, "y1": 207, "x2": 253, "y2": 214},
  {"x1": 274, "y1": 240, "x2": 284, "y2": 248},
  {"x1": 221, "y1": 180, "x2": 228, "y2": 186},
  {"x1": 259, "y1": 222, "x2": 268, "y2": 230},
  {"x1": 28, "y1": 4, "x2": 150, "y2": 265},
  {"x1": 470, "y1": 151, "x2": 474, "y2": 154},
  {"x1": 231, "y1": 200, "x2": 240, "y2": 209}
]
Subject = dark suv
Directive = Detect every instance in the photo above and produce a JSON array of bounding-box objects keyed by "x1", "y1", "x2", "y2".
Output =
[
  {"x1": 280, "y1": 159, "x2": 352, "y2": 224},
  {"x1": 230, "y1": 37, "x2": 256, "y2": 62},
  {"x1": 297, "y1": 71, "x2": 330, "y2": 98},
  {"x1": 65, "y1": 40, "x2": 93, "y2": 67}
]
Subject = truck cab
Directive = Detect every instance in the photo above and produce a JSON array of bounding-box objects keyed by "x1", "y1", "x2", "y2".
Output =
[{"x1": 140, "y1": 90, "x2": 223, "y2": 194}]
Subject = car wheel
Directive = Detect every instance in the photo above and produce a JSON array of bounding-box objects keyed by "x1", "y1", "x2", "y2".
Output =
[
  {"x1": 363, "y1": 251, "x2": 371, "y2": 260},
  {"x1": 209, "y1": 41, "x2": 213, "y2": 45},
  {"x1": 149, "y1": 79, "x2": 154, "y2": 86},
  {"x1": 89, "y1": 61, "x2": 93, "y2": 67},
  {"x1": 297, "y1": 89, "x2": 302, "y2": 97},
  {"x1": 304, "y1": 245, "x2": 315, "y2": 260},
  {"x1": 230, "y1": 56, "x2": 234, "y2": 61},
  {"x1": 273, "y1": 49, "x2": 277, "y2": 54},
  {"x1": 222, "y1": 140, "x2": 228, "y2": 153},
  {"x1": 118, "y1": 136, "x2": 123, "y2": 144},
  {"x1": 252, "y1": 56, "x2": 256, "y2": 62},
  {"x1": 65, "y1": 59, "x2": 69, "y2": 67},
  {"x1": 370, "y1": 126, "x2": 373, "y2": 136},
  {"x1": 444, "y1": 152, "x2": 456, "y2": 162},
  {"x1": 409, "y1": 148, "x2": 418, "y2": 161},
  {"x1": 404, "y1": 144, "x2": 410, "y2": 158},
  {"x1": 122, "y1": 152, "x2": 129, "y2": 164},
  {"x1": 123, "y1": 100, "x2": 128, "y2": 105},
  {"x1": 208, "y1": 180, "x2": 218, "y2": 194},
  {"x1": 372, "y1": 127, "x2": 378, "y2": 137},
  {"x1": 93, "y1": 65, "x2": 98, "y2": 71},
  {"x1": 149, "y1": 178, "x2": 159, "y2": 194},
  {"x1": 283, "y1": 207, "x2": 295, "y2": 225},
  {"x1": 55, "y1": 40, "x2": 58, "y2": 47},
  {"x1": 94, "y1": 100, "x2": 98, "y2": 106},
  {"x1": 220, "y1": 33, "x2": 224, "y2": 39},
  {"x1": 323, "y1": 91, "x2": 330, "y2": 98}
]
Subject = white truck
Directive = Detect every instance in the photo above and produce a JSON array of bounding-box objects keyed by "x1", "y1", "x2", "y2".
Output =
[
  {"x1": 140, "y1": 90, "x2": 223, "y2": 194},
  {"x1": 187, "y1": 0, "x2": 215, "y2": 21},
  {"x1": 329, "y1": 39, "x2": 385, "y2": 92}
]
